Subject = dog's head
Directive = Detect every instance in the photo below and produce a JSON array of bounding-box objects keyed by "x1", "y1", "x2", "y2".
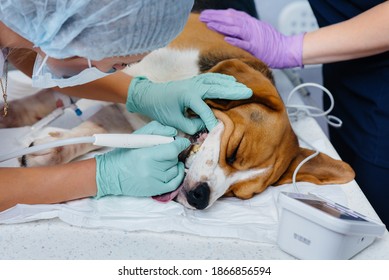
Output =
[
  {"x1": 147, "y1": 13, "x2": 354, "y2": 209},
  {"x1": 174, "y1": 57, "x2": 355, "y2": 210}
]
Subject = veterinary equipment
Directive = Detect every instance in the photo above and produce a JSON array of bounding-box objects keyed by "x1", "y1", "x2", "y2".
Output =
[
  {"x1": 0, "y1": 134, "x2": 175, "y2": 163},
  {"x1": 277, "y1": 192, "x2": 386, "y2": 259},
  {"x1": 279, "y1": 83, "x2": 387, "y2": 259},
  {"x1": 29, "y1": 104, "x2": 79, "y2": 132},
  {"x1": 21, "y1": 98, "x2": 109, "y2": 145},
  {"x1": 31, "y1": 99, "x2": 106, "y2": 132}
]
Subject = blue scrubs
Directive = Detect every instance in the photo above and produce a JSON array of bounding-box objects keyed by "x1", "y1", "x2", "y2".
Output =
[
  {"x1": 192, "y1": 0, "x2": 258, "y2": 18},
  {"x1": 309, "y1": 0, "x2": 389, "y2": 228}
]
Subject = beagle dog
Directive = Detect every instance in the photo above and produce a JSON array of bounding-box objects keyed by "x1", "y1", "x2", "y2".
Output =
[{"x1": 0, "y1": 14, "x2": 355, "y2": 209}]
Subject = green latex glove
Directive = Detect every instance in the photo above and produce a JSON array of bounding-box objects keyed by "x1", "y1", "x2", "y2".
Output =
[
  {"x1": 126, "y1": 73, "x2": 253, "y2": 134},
  {"x1": 95, "y1": 121, "x2": 190, "y2": 198},
  {"x1": 132, "y1": 120, "x2": 177, "y2": 136}
]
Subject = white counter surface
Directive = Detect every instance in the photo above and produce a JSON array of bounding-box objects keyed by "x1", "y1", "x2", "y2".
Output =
[{"x1": 0, "y1": 183, "x2": 387, "y2": 260}]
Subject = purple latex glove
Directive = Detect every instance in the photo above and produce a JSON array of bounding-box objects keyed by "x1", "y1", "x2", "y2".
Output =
[{"x1": 200, "y1": 9, "x2": 304, "y2": 69}]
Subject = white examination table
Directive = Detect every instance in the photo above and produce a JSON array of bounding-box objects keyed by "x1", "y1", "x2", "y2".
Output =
[{"x1": 0, "y1": 70, "x2": 388, "y2": 260}]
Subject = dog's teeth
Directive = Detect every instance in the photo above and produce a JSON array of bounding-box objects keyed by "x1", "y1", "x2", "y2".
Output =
[
  {"x1": 184, "y1": 143, "x2": 202, "y2": 168},
  {"x1": 191, "y1": 143, "x2": 201, "y2": 153},
  {"x1": 188, "y1": 143, "x2": 201, "y2": 156}
]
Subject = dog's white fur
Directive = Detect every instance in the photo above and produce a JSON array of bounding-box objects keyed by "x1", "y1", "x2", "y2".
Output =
[{"x1": 125, "y1": 48, "x2": 200, "y2": 82}]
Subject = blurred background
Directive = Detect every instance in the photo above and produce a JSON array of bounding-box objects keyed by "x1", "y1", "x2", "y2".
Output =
[{"x1": 255, "y1": 0, "x2": 327, "y2": 136}]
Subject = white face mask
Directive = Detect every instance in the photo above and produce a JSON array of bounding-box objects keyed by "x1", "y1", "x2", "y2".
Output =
[{"x1": 32, "y1": 55, "x2": 115, "y2": 88}]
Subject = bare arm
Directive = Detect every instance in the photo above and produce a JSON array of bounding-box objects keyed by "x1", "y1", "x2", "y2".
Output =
[
  {"x1": 0, "y1": 159, "x2": 97, "y2": 211},
  {"x1": 57, "y1": 71, "x2": 133, "y2": 104},
  {"x1": 303, "y1": 1, "x2": 389, "y2": 65}
]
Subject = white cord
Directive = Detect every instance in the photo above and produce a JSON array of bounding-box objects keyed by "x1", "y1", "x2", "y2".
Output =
[
  {"x1": 289, "y1": 126, "x2": 321, "y2": 193},
  {"x1": 0, "y1": 136, "x2": 95, "y2": 163},
  {"x1": 285, "y1": 82, "x2": 342, "y2": 193},
  {"x1": 286, "y1": 82, "x2": 342, "y2": 128},
  {"x1": 0, "y1": 134, "x2": 175, "y2": 163}
]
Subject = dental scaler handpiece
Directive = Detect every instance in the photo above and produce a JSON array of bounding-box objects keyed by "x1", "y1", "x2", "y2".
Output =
[{"x1": 92, "y1": 134, "x2": 175, "y2": 148}]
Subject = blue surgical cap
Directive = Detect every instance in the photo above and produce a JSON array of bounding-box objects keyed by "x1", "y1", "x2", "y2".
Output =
[{"x1": 0, "y1": 0, "x2": 194, "y2": 60}]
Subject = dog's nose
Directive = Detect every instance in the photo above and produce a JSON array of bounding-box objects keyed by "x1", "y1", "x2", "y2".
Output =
[{"x1": 186, "y1": 182, "x2": 210, "y2": 210}]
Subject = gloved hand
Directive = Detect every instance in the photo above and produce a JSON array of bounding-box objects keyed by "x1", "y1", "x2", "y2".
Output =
[
  {"x1": 126, "y1": 73, "x2": 252, "y2": 135},
  {"x1": 132, "y1": 120, "x2": 178, "y2": 136},
  {"x1": 200, "y1": 9, "x2": 304, "y2": 69},
  {"x1": 95, "y1": 121, "x2": 190, "y2": 198}
]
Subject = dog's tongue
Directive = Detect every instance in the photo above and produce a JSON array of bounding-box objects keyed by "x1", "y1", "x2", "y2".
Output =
[{"x1": 152, "y1": 184, "x2": 183, "y2": 203}]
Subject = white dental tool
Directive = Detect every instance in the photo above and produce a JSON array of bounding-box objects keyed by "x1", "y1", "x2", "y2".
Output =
[
  {"x1": 0, "y1": 134, "x2": 175, "y2": 163},
  {"x1": 92, "y1": 134, "x2": 174, "y2": 148}
]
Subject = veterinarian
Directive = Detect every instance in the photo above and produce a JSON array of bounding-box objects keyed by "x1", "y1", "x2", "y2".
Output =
[
  {"x1": 200, "y1": 0, "x2": 389, "y2": 228},
  {"x1": 0, "y1": 0, "x2": 253, "y2": 211}
]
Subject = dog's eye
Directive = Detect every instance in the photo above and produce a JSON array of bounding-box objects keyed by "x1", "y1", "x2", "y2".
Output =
[
  {"x1": 226, "y1": 137, "x2": 243, "y2": 165},
  {"x1": 226, "y1": 146, "x2": 238, "y2": 165},
  {"x1": 226, "y1": 149, "x2": 238, "y2": 165}
]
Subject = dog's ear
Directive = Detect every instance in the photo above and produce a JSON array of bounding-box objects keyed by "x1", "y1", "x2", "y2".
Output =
[
  {"x1": 273, "y1": 147, "x2": 355, "y2": 186},
  {"x1": 205, "y1": 58, "x2": 284, "y2": 112}
]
